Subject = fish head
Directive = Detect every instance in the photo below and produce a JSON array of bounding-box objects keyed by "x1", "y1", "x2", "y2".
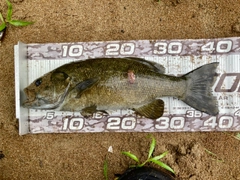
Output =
[{"x1": 23, "y1": 71, "x2": 71, "y2": 109}]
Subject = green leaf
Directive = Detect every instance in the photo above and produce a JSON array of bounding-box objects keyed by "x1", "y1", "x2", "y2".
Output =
[
  {"x1": 235, "y1": 133, "x2": 240, "y2": 140},
  {"x1": 150, "y1": 159, "x2": 175, "y2": 174},
  {"x1": 8, "y1": 20, "x2": 34, "y2": 26},
  {"x1": 129, "y1": 164, "x2": 137, "y2": 168},
  {"x1": 148, "y1": 135, "x2": 156, "y2": 159},
  {"x1": 122, "y1": 151, "x2": 139, "y2": 163},
  {"x1": 149, "y1": 151, "x2": 168, "y2": 161},
  {"x1": 103, "y1": 159, "x2": 108, "y2": 180},
  {"x1": 6, "y1": 0, "x2": 13, "y2": 21},
  {"x1": 0, "y1": 22, "x2": 6, "y2": 31},
  {"x1": 205, "y1": 149, "x2": 217, "y2": 156},
  {"x1": 0, "y1": 13, "x2": 4, "y2": 23}
]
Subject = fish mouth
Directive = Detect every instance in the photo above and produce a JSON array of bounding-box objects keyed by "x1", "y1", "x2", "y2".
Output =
[
  {"x1": 22, "y1": 82, "x2": 71, "y2": 110},
  {"x1": 22, "y1": 94, "x2": 66, "y2": 109},
  {"x1": 22, "y1": 97, "x2": 53, "y2": 109},
  {"x1": 22, "y1": 98, "x2": 37, "y2": 108},
  {"x1": 23, "y1": 88, "x2": 36, "y2": 105},
  {"x1": 22, "y1": 88, "x2": 42, "y2": 108}
]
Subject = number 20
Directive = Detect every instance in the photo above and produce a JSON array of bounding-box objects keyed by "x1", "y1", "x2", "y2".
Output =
[
  {"x1": 106, "y1": 117, "x2": 136, "y2": 130},
  {"x1": 105, "y1": 43, "x2": 135, "y2": 56}
]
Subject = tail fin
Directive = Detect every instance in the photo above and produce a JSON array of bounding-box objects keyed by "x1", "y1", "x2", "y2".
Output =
[{"x1": 181, "y1": 62, "x2": 219, "y2": 116}]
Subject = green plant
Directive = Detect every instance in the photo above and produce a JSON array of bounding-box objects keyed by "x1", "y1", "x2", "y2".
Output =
[
  {"x1": 234, "y1": 133, "x2": 240, "y2": 140},
  {"x1": 103, "y1": 159, "x2": 108, "y2": 180},
  {"x1": 122, "y1": 135, "x2": 175, "y2": 174},
  {"x1": 205, "y1": 148, "x2": 224, "y2": 162},
  {"x1": 0, "y1": 0, "x2": 33, "y2": 32},
  {"x1": 223, "y1": 132, "x2": 240, "y2": 141}
]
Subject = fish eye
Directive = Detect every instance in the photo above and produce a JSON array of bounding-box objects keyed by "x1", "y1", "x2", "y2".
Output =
[{"x1": 35, "y1": 78, "x2": 42, "y2": 87}]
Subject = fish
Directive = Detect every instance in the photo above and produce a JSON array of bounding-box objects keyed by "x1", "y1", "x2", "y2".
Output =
[
  {"x1": 116, "y1": 167, "x2": 175, "y2": 180},
  {"x1": 23, "y1": 57, "x2": 219, "y2": 119}
]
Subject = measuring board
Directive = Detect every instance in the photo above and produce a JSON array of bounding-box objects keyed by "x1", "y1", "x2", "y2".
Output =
[{"x1": 14, "y1": 37, "x2": 240, "y2": 135}]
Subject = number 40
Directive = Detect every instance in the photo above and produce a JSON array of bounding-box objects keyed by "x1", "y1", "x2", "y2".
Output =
[{"x1": 203, "y1": 116, "x2": 233, "y2": 129}]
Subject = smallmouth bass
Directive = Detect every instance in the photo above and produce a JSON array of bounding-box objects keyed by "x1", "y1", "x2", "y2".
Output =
[{"x1": 23, "y1": 57, "x2": 219, "y2": 119}]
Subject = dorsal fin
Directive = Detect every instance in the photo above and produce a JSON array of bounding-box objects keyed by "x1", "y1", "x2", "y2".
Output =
[{"x1": 125, "y1": 57, "x2": 165, "y2": 74}]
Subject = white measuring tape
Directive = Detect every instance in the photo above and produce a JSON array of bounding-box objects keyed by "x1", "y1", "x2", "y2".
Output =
[{"x1": 15, "y1": 37, "x2": 240, "y2": 135}]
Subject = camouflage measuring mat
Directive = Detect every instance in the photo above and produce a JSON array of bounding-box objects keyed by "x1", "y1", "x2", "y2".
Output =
[{"x1": 15, "y1": 37, "x2": 240, "y2": 135}]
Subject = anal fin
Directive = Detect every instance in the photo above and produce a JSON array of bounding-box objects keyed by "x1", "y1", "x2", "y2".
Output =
[{"x1": 134, "y1": 99, "x2": 164, "y2": 119}]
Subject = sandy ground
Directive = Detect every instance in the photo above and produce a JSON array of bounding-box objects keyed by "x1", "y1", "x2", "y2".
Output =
[{"x1": 1, "y1": 0, "x2": 240, "y2": 179}]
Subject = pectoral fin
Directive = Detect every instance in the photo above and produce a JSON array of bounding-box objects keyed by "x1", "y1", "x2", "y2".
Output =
[
  {"x1": 75, "y1": 78, "x2": 98, "y2": 98},
  {"x1": 134, "y1": 99, "x2": 164, "y2": 119}
]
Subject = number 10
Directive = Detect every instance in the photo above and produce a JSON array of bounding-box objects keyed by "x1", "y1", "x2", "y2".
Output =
[
  {"x1": 62, "y1": 117, "x2": 85, "y2": 131},
  {"x1": 62, "y1": 45, "x2": 83, "y2": 57}
]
